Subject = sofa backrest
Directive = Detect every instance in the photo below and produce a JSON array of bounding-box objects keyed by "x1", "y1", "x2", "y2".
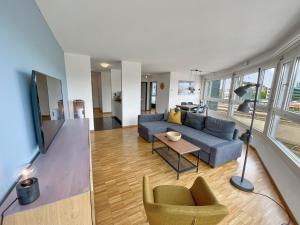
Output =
[
  {"x1": 203, "y1": 116, "x2": 236, "y2": 141},
  {"x1": 183, "y1": 112, "x2": 206, "y2": 131}
]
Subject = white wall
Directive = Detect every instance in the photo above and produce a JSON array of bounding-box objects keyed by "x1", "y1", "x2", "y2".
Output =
[
  {"x1": 64, "y1": 53, "x2": 94, "y2": 129},
  {"x1": 100, "y1": 71, "x2": 112, "y2": 113},
  {"x1": 111, "y1": 69, "x2": 122, "y2": 95},
  {"x1": 122, "y1": 61, "x2": 141, "y2": 126},
  {"x1": 91, "y1": 72, "x2": 101, "y2": 109},
  {"x1": 111, "y1": 69, "x2": 122, "y2": 120},
  {"x1": 169, "y1": 70, "x2": 202, "y2": 108},
  {"x1": 142, "y1": 73, "x2": 171, "y2": 113}
]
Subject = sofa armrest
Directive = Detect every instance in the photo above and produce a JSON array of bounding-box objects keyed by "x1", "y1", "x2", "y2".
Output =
[
  {"x1": 209, "y1": 140, "x2": 243, "y2": 168},
  {"x1": 138, "y1": 113, "x2": 164, "y2": 124}
]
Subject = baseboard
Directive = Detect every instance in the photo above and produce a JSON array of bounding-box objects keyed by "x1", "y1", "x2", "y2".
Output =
[
  {"x1": 251, "y1": 145, "x2": 298, "y2": 225},
  {"x1": 122, "y1": 125, "x2": 138, "y2": 128}
]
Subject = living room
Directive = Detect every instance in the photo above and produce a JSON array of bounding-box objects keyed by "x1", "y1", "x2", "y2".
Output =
[{"x1": 1, "y1": 0, "x2": 300, "y2": 225}]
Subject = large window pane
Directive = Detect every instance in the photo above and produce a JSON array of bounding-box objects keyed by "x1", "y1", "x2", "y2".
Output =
[
  {"x1": 259, "y1": 68, "x2": 275, "y2": 105},
  {"x1": 275, "y1": 118, "x2": 300, "y2": 160},
  {"x1": 210, "y1": 80, "x2": 221, "y2": 98},
  {"x1": 207, "y1": 101, "x2": 229, "y2": 116},
  {"x1": 205, "y1": 78, "x2": 232, "y2": 100},
  {"x1": 275, "y1": 63, "x2": 290, "y2": 108},
  {"x1": 233, "y1": 104, "x2": 267, "y2": 132},
  {"x1": 223, "y1": 78, "x2": 232, "y2": 100},
  {"x1": 241, "y1": 72, "x2": 259, "y2": 101},
  {"x1": 288, "y1": 58, "x2": 300, "y2": 113},
  {"x1": 204, "y1": 81, "x2": 211, "y2": 97}
]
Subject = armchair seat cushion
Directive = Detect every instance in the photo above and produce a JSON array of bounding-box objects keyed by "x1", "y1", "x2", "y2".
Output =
[{"x1": 153, "y1": 185, "x2": 195, "y2": 206}]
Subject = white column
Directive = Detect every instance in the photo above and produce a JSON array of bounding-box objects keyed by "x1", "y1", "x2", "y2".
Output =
[
  {"x1": 64, "y1": 53, "x2": 94, "y2": 130},
  {"x1": 121, "y1": 61, "x2": 141, "y2": 126},
  {"x1": 100, "y1": 71, "x2": 112, "y2": 113}
]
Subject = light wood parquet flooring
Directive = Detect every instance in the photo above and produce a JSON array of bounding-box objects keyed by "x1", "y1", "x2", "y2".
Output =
[{"x1": 91, "y1": 127, "x2": 293, "y2": 225}]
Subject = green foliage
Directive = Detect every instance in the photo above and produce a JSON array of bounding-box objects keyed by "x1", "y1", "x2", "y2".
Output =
[{"x1": 260, "y1": 90, "x2": 267, "y2": 99}]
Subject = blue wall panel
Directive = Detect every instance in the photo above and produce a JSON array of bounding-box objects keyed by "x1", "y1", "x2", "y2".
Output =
[{"x1": 0, "y1": 0, "x2": 69, "y2": 202}]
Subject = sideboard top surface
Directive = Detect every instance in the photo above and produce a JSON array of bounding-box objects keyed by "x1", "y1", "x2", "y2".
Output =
[{"x1": 1, "y1": 119, "x2": 91, "y2": 216}]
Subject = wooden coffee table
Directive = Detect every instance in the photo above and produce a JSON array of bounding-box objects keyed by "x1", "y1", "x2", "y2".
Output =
[{"x1": 152, "y1": 133, "x2": 201, "y2": 179}]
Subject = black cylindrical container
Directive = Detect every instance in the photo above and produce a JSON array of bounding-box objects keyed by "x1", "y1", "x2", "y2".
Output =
[{"x1": 16, "y1": 177, "x2": 40, "y2": 205}]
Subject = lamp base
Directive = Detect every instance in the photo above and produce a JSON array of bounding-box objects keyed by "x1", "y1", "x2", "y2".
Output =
[{"x1": 230, "y1": 176, "x2": 254, "y2": 192}]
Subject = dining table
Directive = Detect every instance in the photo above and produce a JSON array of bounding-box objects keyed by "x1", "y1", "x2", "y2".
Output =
[{"x1": 176, "y1": 104, "x2": 198, "y2": 112}]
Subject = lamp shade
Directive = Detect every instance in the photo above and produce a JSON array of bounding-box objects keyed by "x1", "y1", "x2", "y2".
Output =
[
  {"x1": 234, "y1": 86, "x2": 248, "y2": 97},
  {"x1": 234, "y1": 84, "x2": 253, "y2": 97},
  {"x1": 237, "y1": 100, "x2": 251, "y2": 113}
]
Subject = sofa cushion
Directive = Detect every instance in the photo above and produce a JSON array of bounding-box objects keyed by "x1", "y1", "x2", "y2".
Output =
[
  {"x1": 180, "y1": 110, "x2": 187, "y2": 123},
  {"x1": 153, "y1": 185, "x2": 195, "y2": 206},
  {"x1": 139, "y1": 121, "x2": 178, "y2": 135},
  {"x1": 183, "y1": 112, "x2": 206, "y2": 130},
  {"x1": 203, "y1": 116, "x2": 236, "y2": 141},
  {"x1": 168, "y1": 126, "x2": 227, "y2": 153},
  {"x1": 168, "y1": 110, "x2": 182, "y2": 125}
]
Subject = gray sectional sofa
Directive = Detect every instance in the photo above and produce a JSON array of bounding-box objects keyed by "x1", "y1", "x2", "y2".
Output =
[{"x1": 138, "y1": 111, "x2": 243, "y2": 168}]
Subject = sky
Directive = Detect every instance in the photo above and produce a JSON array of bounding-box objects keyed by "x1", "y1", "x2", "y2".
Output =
[{"x1": 243, "y1": 68, "x2": 275, "y2": 88}]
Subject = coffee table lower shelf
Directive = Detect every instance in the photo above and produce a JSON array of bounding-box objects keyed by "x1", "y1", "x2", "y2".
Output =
[{"x1": 152, "y1": 146, "x2": 200, "y2": 179}]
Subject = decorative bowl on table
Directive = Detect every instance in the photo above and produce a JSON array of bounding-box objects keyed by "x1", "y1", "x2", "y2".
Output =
[{"x1": 166, "y1": 131, "x2": 182, "y2": 142}]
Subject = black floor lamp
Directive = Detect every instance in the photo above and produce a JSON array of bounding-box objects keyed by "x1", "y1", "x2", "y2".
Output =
[{"x1": 230, "y1": 68, "x2": 261, "y2": 192}]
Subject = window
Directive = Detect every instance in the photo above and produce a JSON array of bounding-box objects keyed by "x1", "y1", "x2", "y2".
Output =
[
  {"x1": 204, "y1": 78, "x2": 232, "y2": 116},
  {"x1": 207, "y1": 101, "x2": 229, "y2": 116},
  {"x1": 222, "y1": 78, "x2": 231, "y2": 99},
  {"x1": 274, "y1": 63, "x2": 290, "y2": 108},
  {"x1": 210, "y1": 80, "x2": 221, "y2": 98},
  {"x1": 269, "y1": 59, "x2": 300, "y2": 164},
  {"x1": 205, "y1": 78, "x2": 232, "y2": 99},
  {"x1": 287, "y1": 58, "x2": 300, "y2": 113},
  {"x1": 274, "y1": 117, "x2": 300, "y2": 160},
  {"x1": 259, "y1": 68, "x2": 275, "y2": 105},
  {"x1": 232, "y1": 105, "x2": 267, "y2": 132},
  {"x1": 241, "y1": 72, "x2": 258, "y2": 101}
]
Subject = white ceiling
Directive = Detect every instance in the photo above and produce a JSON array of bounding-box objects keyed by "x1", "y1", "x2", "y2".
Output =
[{"x1": 36, "y1": 0, "x2": 300, "y2": 73}]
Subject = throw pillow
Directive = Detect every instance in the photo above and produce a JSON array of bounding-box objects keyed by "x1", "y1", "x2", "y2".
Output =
[
  {"x1": 203, "y1": 116, "x2": 235, "y2": 141},
  {"x1": 168, "y1": 109, "x2": 182, "y2": 125},
  {"x1": 183, "y1": 112, "x2": 206, "y2": 130}
]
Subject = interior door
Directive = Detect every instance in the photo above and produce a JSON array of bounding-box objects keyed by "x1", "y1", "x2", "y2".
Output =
[{"x1": 141, "y1": 82, "x2": 147, "y2": 111}]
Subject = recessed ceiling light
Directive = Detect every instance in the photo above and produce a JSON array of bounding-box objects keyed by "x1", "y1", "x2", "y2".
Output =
[{"x1": 100, "y1": 63, "x2": 110, "y2": 68}]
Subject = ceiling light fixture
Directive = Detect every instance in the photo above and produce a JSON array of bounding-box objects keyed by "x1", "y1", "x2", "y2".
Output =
[{"x1": 100, "y1": 63, "x2": 110, "y2": 68}]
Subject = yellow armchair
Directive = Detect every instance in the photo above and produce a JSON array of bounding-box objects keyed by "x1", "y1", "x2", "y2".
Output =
[{"x1": 143, "y1": 176, "x2": 228, "y2": 225}]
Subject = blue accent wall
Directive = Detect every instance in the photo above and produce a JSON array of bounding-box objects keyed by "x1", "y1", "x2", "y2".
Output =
[{"x1": 0, "y1": 0, "x2": 69, "y2": 202}]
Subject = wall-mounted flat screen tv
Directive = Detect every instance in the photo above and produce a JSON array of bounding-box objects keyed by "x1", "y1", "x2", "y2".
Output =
[{"x1": 31, "y1": 70, "x2": 65, "y2": 153}]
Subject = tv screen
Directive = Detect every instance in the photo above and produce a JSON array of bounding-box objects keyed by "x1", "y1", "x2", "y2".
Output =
[{"x1": 31, "y1": 71, "x2": 65, "y2": 153}]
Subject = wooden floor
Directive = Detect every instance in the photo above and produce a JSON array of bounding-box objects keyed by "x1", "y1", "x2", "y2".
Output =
[{"x1": 91, "y1": 127, "x2": 292, "y2": 225}]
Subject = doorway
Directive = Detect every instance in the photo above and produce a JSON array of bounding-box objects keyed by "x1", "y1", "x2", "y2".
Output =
[
  {"x1": 150, "y1": 81, "x2": 157, "y2": 112},
  {"x1": 91, "y1": 71, "x2": 121, "y2": 131},
  {"x1": 141, "y1": 82, "x2": 148, "y2": 111}
]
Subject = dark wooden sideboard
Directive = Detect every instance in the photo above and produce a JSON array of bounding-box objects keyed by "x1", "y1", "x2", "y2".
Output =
[{"x1": 0, "y1": 119, "x2": 95, "y2": 225}]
